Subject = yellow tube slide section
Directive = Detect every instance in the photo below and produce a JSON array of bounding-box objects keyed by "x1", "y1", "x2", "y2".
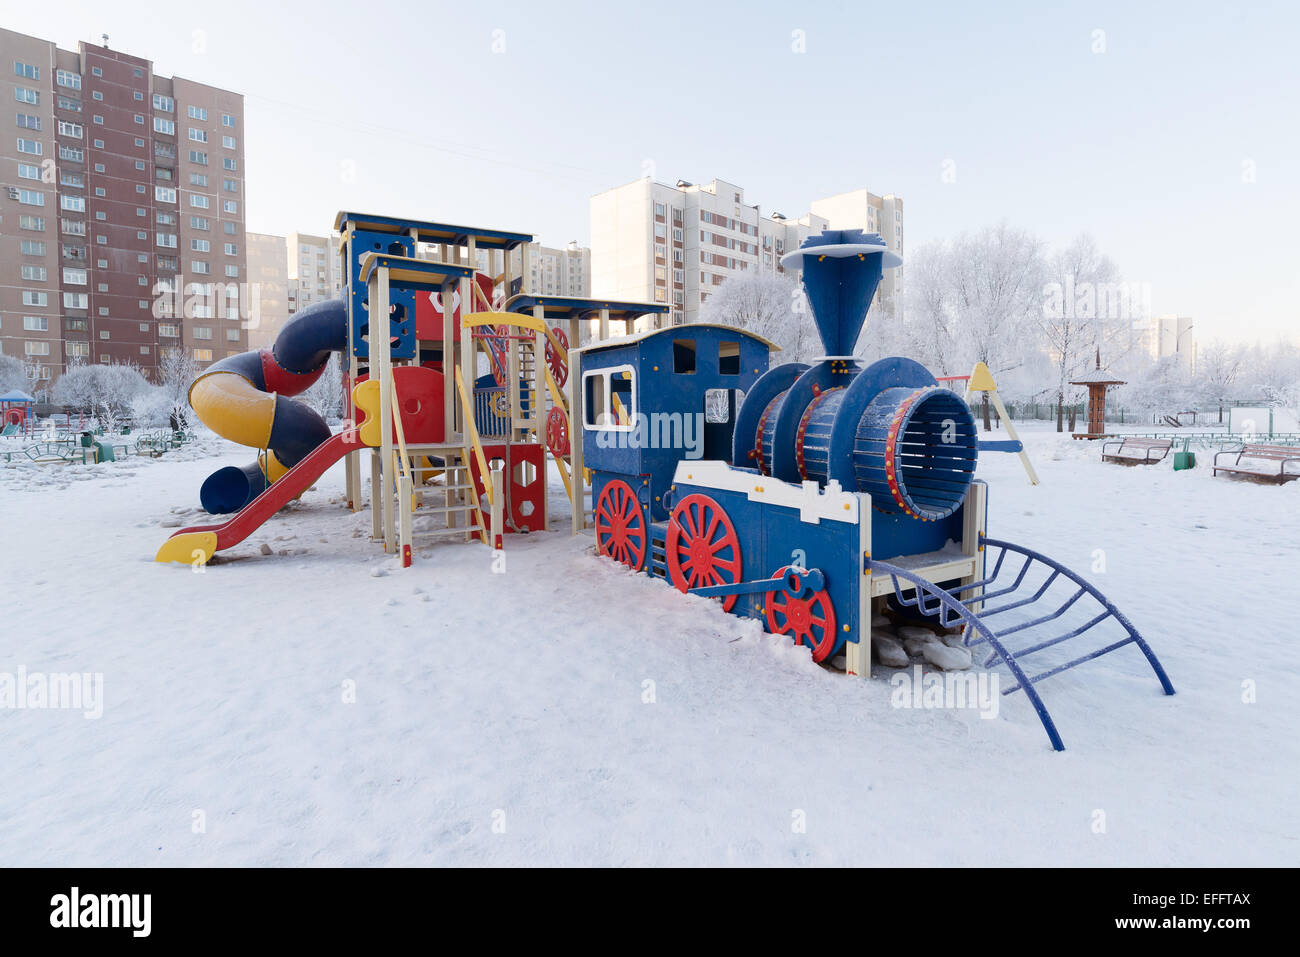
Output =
[{"x1": 189, "y1": 372, "x2": 276, "y2": 450}]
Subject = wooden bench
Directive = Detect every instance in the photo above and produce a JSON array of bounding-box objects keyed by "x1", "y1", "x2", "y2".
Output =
[
  {"x1": 1101, "y1": 437, "x2": 1173, "y2": 465},
  {"x1": 1212, "y1": 444, "x2": 1300, "y2": 484}
]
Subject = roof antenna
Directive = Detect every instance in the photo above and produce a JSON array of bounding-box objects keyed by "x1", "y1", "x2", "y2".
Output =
[{"x1": 102, "y1": 33, "x2": 110, "y2": 49}]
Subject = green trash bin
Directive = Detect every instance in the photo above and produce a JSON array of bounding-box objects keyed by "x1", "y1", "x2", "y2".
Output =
[
  {"x1": 79, "y1": 431, "x2": 94, "y2": 448},
  {"x1": 1173, "y1": 439, "x2": 1195, "y2": 471},
  {"x1": 94, "y1": 440, "x2": 115, "y2": 463}
]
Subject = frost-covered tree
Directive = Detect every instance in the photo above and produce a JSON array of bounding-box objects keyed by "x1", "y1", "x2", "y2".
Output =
[
  {"x1": 158, "y1": 347, "x2": 198, "y2": 430},
  {"x1": 1038, "y1": 234, "x2": 1138, "y2": 431},
  {"x1": 904, "y1": 223, "x2": 1048, "y2": 427},
  {"x1": 701, "y1": 272, "x2": 820, "y2": 363},
  {"x1": 0, "y1": 355, "x2": 25, "y2": 394},
  {"x1": 301, "y1": 354, "x2": 345, "y2": 422},
  {"x1": 1194, "y1": 340, "x2": 1246, "y2": 423},
  {"x1": 52, "y1": 362, "x2": 149, "y2": 430}
]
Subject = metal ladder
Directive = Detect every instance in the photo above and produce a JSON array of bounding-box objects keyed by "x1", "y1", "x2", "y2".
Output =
[{"x1": 870, "y1": 535, "x2": 1175, "y2": 751}]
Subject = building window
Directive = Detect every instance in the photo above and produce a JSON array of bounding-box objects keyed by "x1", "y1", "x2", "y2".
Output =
[
  {"x1": 193, "y1": 349, "x2": 213, "y2": 361},
  {"x1": 62, "y1": 292, "x2": 87, "y2": 309},
  {"x1": 155, "y1": 186, "x2": 177, "y2": 203},
  {"x1": 222, "y1": 135, "x2": 235, "y2": 149},
  {"x1": 14, "y1": 86, "x2": 39, "y2": 105},
  {"x1": 188, "y1": 127, "x2": 207, "y2": 142},
  {"x1": 25, "y1": 341, "x2": 50, "y2": 356},
  {"x1": 191, "y1": 216, "x2": 210, "y2": 230},
  {"x1": 20, "y1": 264, "x2": 46, "y2": 281},
  {"x1": 16, "y1": 112, "x2": 41, "y2": 130},
  {"x1": 223, "y1": 200, "x2": 237, "y2": 214},
  {"x1": 153, "y1": 93, "x2": 174, "y2": 112},
  {"x1": 19, "y1": 216, "x2": 44, "y2": 232},
  {"x1": 63, "y1": 267, "x2": 87, "y2": 285},
  {"x1": 56, "y1": 69, "x2": 81, "y2": 89},
  {"x1": 156, "y1": 233, "x2": 177, "y2": 248},
  {"x1": 192, "y1": 261, "x2": 210, "y2": 274},
  {"x1": 154, "y1": 117, "x2": 175, "y2": 135},
  {"x1": 60, "y1": 195, "x2": 84, "y2": 211},
  {"x1": 222, "y1": 157, "x2": 236, "y2": 171},
  {"x1": 190, "y1": 195, "x2": 210, "y2": 209},
  {"x1": 191, "y1": 239, "x2": 210, "y2": 252},
  {"x1": 224, "y1": 243, "x2": 237, "y2": 255},
  {"x1": 189, "y1": 150, "x2": 208, "y2": 165},
  {"x1": 57, "y1": 96, "x2": 80, "y2": 112},
  {"x1": 188, "y1": 105, "x2": 207, "y2": 120},
  {"x1": 14, "y1": 62, "x2": 39, "y2": 80},
  {"x1": 16, "y1": 137, "x2": 41, "y2": 155}
]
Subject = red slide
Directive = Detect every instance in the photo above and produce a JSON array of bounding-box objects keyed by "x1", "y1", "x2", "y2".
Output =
[{"x1": 155, "y1": 430, "x2": 356, "y2": 564}]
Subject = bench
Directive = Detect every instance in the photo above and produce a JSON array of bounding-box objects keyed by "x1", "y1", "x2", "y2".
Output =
[
  {"x1": 1101, "y1": 437, "x2": 1173, "y2": 465},
  {"x1": 1212, "y1": 444, "x2": 1300, "y2": 484}
]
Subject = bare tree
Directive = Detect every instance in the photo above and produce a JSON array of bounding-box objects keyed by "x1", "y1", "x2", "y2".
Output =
[
  {"x1": 904, "y1": 223, "x2": 1047, "y2": 427},
  {"x1": 1195, "y1": 340, "x2": 1245, "y2": 424},
  {"x1": 158, "y1": 347, "x2": 198, "y2": 430},
  {"x1": 300, "y1": 354, "x2": 344, "y2": 422},
  {"x1": 701, "y1": 272, "x2": 821, "y2": 363}
]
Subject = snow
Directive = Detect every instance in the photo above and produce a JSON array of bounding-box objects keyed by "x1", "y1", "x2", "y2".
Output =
[{"x1": 0, "y1": 421, "x2": 1296, "y2": 866}]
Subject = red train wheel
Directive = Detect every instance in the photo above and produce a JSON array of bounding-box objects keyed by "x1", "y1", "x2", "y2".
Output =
[
  {"x1": 666, "y1": 494, "x2": 741, "y2": 612},
  {"x1": 545, "y1": 326, "x2": 569, "y2": 387},
  {"x1": 764, "y1": 566, "x2": 837, "y2": 662},
  {"x1": 595, "y1": 479, "x2": 646, "y2": 571},
  {"x1": 546, "y1": 407, "x2": 570, "y2": 456}
]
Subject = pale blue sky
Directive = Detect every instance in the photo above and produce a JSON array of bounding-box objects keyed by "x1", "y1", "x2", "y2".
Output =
[{"x1": 10, "y1": 0, "x2": 1297, "y2": 343}]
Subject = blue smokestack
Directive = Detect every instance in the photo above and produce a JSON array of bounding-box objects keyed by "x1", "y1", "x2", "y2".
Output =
[{"x1": 780, "y1": 229, "x2": 902, "y2": 357}]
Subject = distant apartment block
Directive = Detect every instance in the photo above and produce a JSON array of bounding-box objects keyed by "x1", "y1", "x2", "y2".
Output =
[
  {"x1": 590, "y1": 177, "x2": 902, "y2": 327},
  {"x1": 245, "y1": 232, "x2": 288, "y2": 350},
  {"x1": 286, "y1": 231, "x2": 342, "y2": 314},
  {"x1": 809, "y1": 188, "x2": 904, "y2": 313},
  {"x1": 1146, "y1": 314, "x2": 1197, "y2": 375},
  {"x1": 0, "y1": 28, "x2": 247, "y2": 385}
]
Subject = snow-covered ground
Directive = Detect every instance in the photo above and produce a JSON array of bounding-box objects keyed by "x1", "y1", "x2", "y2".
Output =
[{"x1": 0, "y1": 422, "x2": 1296, "y2": 866}]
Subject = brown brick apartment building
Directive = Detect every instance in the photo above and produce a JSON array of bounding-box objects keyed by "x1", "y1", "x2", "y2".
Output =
[{"x1": 1, "y1": 28, "x2": 246, "y2": 389}]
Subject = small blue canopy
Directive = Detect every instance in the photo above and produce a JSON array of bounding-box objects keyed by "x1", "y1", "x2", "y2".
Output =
[{"x1": 0, "y1": 390, "x2": 35, "y2": 403}]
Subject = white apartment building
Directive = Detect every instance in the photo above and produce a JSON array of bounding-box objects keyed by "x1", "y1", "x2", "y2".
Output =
[
  {"x1": 1145, "y1": 314, "x2": 1197, "y2": 375},
  {"x1": 287, "y1": 231, "x2": 342, "y2": 314},
  {"x1": 809, "y1": 188, "x2": 904, "y2": 314},
  {"x1": 245, "y1": 232, "x2": 289, "y2": 350},
  {"x1": 591, "y1": 177, "x2": 899, "y2": 326},
  {"x1": 480, "y1": 241, "x2": 590, "y2": 299}
]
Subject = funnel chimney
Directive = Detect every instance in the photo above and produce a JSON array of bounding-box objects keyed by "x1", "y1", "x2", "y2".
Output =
[{"x1": 780, "y1": 229, "x2": 901, "y2": 358}]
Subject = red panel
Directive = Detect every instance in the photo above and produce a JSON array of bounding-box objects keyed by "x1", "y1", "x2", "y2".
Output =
[
  {"x1": 415, "y1": 273, "x2": 495, "y2": 341},
  {"x1": 352, "y1": 367, "x2": 444, "y2": 444},
  {"x1": 471, "y1": 442, "x2": 546, "y2": 535}
]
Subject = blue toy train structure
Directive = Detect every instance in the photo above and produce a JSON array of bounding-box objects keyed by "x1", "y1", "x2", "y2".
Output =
[{"x1": 578, "y1": 229, "x2": 1174, "y2": 751}]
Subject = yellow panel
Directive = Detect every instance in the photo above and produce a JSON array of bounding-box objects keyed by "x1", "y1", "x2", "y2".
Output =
[
  {"x1": 967, "y1": 361, "x2": 998, "y2": 393},
  {"x1": 155, "y1": 531, "x2": 218, "y2": 565}
]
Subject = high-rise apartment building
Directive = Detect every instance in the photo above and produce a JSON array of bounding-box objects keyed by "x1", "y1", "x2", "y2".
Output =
[
  {"x1": 286, "y1": 231, "x2": 342, "y2": 315},
  {"x1": 590, "y1": 177, "x2": 900, "y2": 327},
  {"x1": 0, "y1": 29, "x2": 247, "y2": 384},
  {"x1": 515, "y1": 241, "x2": 589, "y2": 298},
  {"x1": 245, "y1": 232, "x2": 288, "y2": 350},
  {"x1": 809, "y1": 188, "x2": 904, "y2": 314},
  {"x1": 1145, "y1": 314, "x2": 1197, "y2": 375}
]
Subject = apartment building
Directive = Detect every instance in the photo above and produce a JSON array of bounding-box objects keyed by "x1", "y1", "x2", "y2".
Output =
[
  {"x1": 590, "y1": 177, "x2": 899, "y2": 327},
  {"x1": 1145, "y1": 314, "x2": 1197, "y2": 375},
  {"x1": 514, "y1": 241, "x2": 589, "y2": 298},
  {"x1": 245, "y1": 231, "x2": 288, "y2": 350},
  {"x1": 286, "y1": 231, "x2": 342, "y2": 314},
  {"x1": 0, "y1": 29, "x2": 247, "y2": 384},
  {"x1": 809, "y1": 188, "x2": 904, "y2": 314}
]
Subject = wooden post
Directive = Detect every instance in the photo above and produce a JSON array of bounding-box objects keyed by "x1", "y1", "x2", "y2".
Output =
[
  {"x1": 599, "y1": 307, "x2": 610, "y2": 342},
  {"x1": 374, "y1": 264, "x2": 395, "y2": 552},
  {"x1": 370, "y1": 449, "x2": 382, "y2": 540},
  {"x1": 490, "y1": 458, "x2": 504, "y2": 550},
  {"x1": 569, "y1": 344, "x2": 585, "y2": 535},
  {"x1": 846, "y1": 494, "x2": 873, "y2": 678},
  {"x1": 960, "y1": 481, "x2": 988, "y2": 614},
  {"x1": 442, "y1": 277, "x2": 455, "y2": 442}
]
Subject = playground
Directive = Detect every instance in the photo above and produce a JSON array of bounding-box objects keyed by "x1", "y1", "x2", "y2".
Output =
[
  {"x1": 1, "y1": 214, "x2": 1295, "y2": 866},
  {"x1": 0, "y1": 420, "x2": 1295, "y2": 865}
]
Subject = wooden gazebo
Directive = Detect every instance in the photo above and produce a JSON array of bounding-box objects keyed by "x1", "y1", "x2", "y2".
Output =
[{"x1": 1070, "y1": 352, "x2": 1125, "y2": 439}]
